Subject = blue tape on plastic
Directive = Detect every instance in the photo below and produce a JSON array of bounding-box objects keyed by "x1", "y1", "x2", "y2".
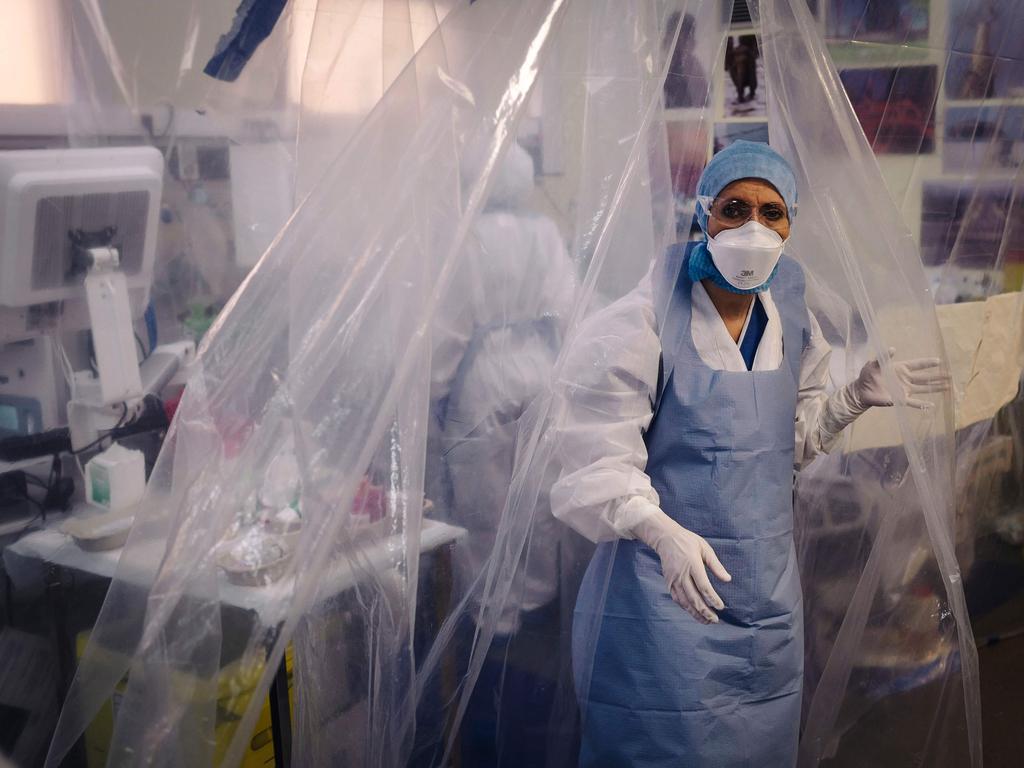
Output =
[{"x1": 203, "y1": 0, "x2": 288, "y2": 82}]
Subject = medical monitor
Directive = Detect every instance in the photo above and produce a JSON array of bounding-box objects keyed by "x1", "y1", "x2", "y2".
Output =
[{"x1": 0, "y1": 147, "x2": 163, "y2": 343}]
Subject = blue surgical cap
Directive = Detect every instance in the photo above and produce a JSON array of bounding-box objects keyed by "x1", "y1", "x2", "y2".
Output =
[{"x1": 695, "y1": 140, "x2": 798, "y2": 232}]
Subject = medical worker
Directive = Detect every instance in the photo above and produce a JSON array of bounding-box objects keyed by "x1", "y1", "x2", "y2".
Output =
[
  {"x1": 551, "y1": 140, "x2": 946, "y2": 766},
  {"x1": 428, "y1": 141, "x2": 577, "y2": 766}
]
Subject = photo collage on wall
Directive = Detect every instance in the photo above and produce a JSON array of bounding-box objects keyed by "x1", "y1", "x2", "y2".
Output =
[
  {"x1": 663, "y1": 1, "x2": 820, "y2": 238},
  {"x1": 825, "y1": 0, "x2": 1024, "y2": 297},
  {"x1": 663, "y1": 0, "x2": 1023, "y2": 286},
  {"x1": 829, "y1": 0, "x2": 937, "y2": 156}
]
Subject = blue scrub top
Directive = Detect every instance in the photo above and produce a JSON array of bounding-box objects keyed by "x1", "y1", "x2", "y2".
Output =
[{"x1": 739, "y1": 296, "x2": 768, "y2": 370}]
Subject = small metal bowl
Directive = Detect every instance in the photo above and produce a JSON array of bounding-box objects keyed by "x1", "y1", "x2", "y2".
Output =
[
  {"x1": 62, "y1": 513, "x2": 134, "y2": 552},
  {"x1": 217, "y1": 532, "x2": 292, "y2": 587}
]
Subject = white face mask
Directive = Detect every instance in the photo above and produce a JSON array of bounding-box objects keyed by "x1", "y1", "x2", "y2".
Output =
[{"x1": 707, "y1": 220, "x2": 787, "y2": 291}]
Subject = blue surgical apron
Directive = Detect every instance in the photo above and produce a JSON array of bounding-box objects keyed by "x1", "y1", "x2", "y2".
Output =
[{"x1": 573, "y1": 243, "x2": 809, "y2": 767}]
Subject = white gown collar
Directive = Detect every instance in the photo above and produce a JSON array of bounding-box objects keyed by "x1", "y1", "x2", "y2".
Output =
[{"x1": 689, "y1": 281, "x2": 784, "y2": 372}]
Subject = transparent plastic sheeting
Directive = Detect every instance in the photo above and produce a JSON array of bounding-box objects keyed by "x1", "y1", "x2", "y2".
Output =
[
  {"x1": 50, "y1": 0, "x2": 589, "y2": 765},
  {"x1": 62, "y1": 0, "x2": 459, "y2": 347},
  {"x1": 756, "y1": 2, "x2": 980, "y2": 764},
  {"x1": 3, "y1": 0, "x2": 991, "y2": 766}
]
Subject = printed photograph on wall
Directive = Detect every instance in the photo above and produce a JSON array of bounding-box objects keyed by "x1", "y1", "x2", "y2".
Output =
[
  {"x1": 944, "y1": 106, "x2": 1024, "y2": 174},
  {"x1": 839, "y1": 65, "x2": 936, "y2": 153},
  {"x1": 714, "y1": 122, "x2": 769, "y2": 153},
  {"x1": 664, "y1": 11, "x2": 711, "y2": 109},
  {"x1": 666, "y1": 120, "x2": 710, "y2": 236},
  {"x1": 947, "y1": 0, "x2": 1024, "y2": 99},
  {"x1": 826, "y1": 0, "x2": 929, "y2": 43},
  {"x1": 921, "y1": 180, "x2": 1024, "y2": 270},
  {"x1": 723, "y1": 34, "x2": 765, "y2": 118},
  {"x1": 826, "y1": 0, "x2": 932, "y2": 64}
]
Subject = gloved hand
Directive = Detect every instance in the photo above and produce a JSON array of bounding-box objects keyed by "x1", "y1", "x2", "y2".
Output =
[
  {"x1": 632, "y1": 504, "x2": 731, "y2": 624},
  {"x1": 819, "y1": 349, "x2": 949, "y2": 445},
  {"x1": 848, "y1": 349, "x2": 948, "y2": 410}
]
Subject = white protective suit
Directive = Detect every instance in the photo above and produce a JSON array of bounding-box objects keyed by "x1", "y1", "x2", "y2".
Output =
[
  {"x1": 431, "y1": 143, "x2": 577, "y2": 633},
  {"x1": 550, "y1": 270, "x2": 837, "y2": 544}
]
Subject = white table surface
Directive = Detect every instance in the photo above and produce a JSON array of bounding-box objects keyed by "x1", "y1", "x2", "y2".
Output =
[{"x1": 5, "y1": 517, "x2": 466, "y2": 624}]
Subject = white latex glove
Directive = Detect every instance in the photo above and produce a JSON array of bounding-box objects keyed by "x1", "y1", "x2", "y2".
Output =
[
  {"x1": 819, "y1": 349, "x2": 949, "y2": 444},
  {"x1": 850, "y1": 349, "x2": 948, "y2": 410},
  {"x1": 632, "y1": 504, "x2": 732, "y2": 624}
]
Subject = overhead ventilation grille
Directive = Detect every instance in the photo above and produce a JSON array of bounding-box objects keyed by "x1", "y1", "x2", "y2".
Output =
[{"x1": 731, "y1": 1, "x2": 753, "y2": 26}]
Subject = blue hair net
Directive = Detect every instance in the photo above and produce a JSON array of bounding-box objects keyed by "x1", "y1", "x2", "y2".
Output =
[{"x1": 694, "y1": 139, "x2": 798, "y2": 233}]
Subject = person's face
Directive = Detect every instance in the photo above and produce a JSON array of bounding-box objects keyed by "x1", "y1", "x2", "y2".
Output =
[{"x1": 705, "y1": 178, "x2": 791, "y2": 240}]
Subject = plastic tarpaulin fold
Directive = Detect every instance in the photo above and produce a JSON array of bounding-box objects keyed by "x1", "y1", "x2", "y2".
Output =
[{"x1": 0, "y1": 0, "x2": 997, "y2": 766}]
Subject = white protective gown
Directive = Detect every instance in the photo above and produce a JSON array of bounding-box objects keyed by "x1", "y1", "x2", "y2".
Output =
[
  {"x1": 430, "y1": 143, "x2": 577, "y2": 633},
  {"x1": 551, "y1": 270, "x2": 836, "y2": 543}
]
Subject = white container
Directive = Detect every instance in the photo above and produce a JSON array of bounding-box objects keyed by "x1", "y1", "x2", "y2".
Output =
[
  {"x1": 62, "y1": 510, "x2": 134, "y2": 551},
  {"x1": 85, "y1": 443, "x2": 146, "y2": 511},
  {"x1": 260, "y1": 452, "x2": 300, "y2": 509}
]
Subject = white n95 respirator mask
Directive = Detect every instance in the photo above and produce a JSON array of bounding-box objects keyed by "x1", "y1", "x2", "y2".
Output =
[{"x1": 707, "y1": 220, "x2": 786, "y2": 291}]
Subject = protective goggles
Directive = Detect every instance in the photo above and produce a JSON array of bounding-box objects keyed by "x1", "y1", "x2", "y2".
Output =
[{"x1": 697, "y1": 194, "x2": 794, "y2": 233}]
